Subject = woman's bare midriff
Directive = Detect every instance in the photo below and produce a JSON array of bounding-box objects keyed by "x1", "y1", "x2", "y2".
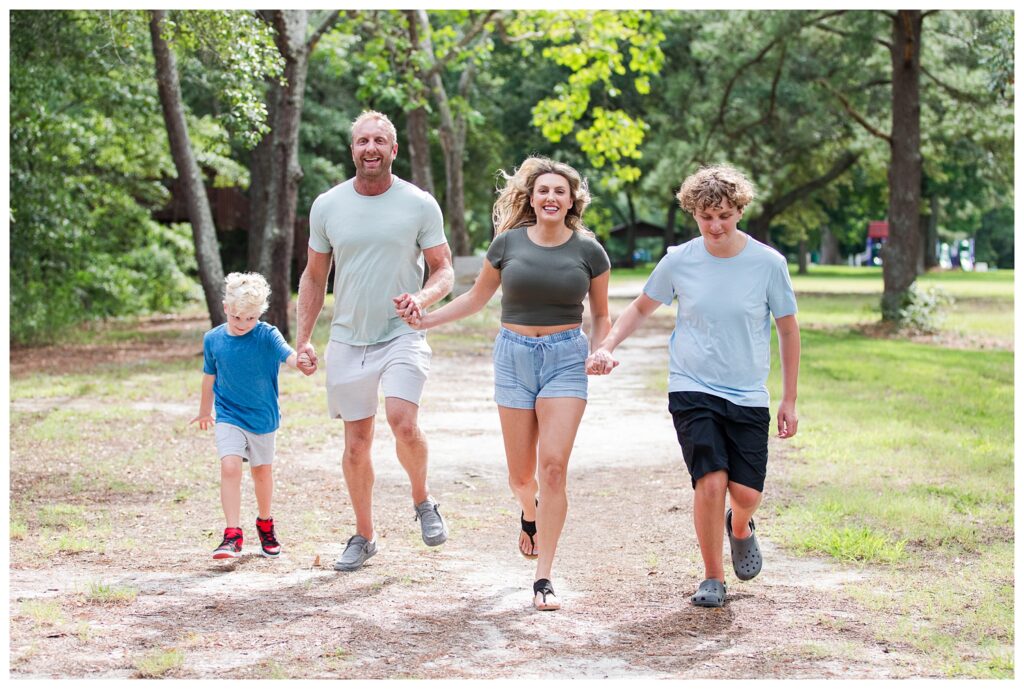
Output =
[{"x1": 501, "y1": 322, "x2": 581, "y2": 338}]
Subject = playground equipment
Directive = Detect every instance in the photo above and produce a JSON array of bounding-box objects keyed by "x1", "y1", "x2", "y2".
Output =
[{"x1": 852, "y1": 221, "x2": 975, "y2": 271}]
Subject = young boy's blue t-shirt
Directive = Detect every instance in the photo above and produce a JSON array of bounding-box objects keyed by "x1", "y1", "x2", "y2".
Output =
[
  {"x1": 644, "y1": 234, "x2": 797, "y2": 408},
  {"x1": 202, "y1": 321, "x2": 294, "y2": 434}
]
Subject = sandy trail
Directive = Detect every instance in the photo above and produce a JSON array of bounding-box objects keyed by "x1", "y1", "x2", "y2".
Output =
[{"x1": 9, "y1": 316, "x2": 936, "y2": 679}]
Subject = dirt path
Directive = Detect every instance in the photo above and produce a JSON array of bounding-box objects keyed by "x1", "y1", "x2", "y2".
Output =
[{"x1": 9, "y1": 314, "x2": 939, "y2": 679}]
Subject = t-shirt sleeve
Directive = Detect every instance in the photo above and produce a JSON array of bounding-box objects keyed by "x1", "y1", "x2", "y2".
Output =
[
  {"x1": 584, "y1": 238, "x2": 611, "y2": 278},
  {"x1": 485, "y1": 231, "x2": 507, "y2": 269},
  {"x1": 264, "y1": 324, "x2": 295, "y2": 363},
  {"x1": 202, "y1": 332, "x2": 216, "y2": 375},
  {"x1": 308, "y1": 194, "x2": 332, "y2": 254},
  {"x1": 767, "y1": 255, "x2": 798, "y2": 318},
  {"x1": 643, "y1": 253, "x2": 676, "y2": 305},
  {"x1": 417, "y1": 193, "x2": 448, "y2": 250}
]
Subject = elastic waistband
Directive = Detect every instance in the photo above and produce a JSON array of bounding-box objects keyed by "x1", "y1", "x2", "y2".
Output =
[{"x1": 498, "y1": 327, "x2": 583, "y2": 345}]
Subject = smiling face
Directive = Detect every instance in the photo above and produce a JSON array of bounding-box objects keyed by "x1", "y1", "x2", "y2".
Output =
[
  {"x1": 350, "y1": 117, "x2": 397, "y2": 182},
  {"x1": 693, "y1": 199, "x2": 744, "y2": 250},
  {"x1": 529, "y1": 173, "x2": 573, "y2": 225},
  {"x1": 223, "y1": 304, "x2": 261, "y2": 337}
]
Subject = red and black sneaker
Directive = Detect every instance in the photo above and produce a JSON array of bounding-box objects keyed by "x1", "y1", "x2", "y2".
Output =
[
  {"x1": 256, "y1": 517, "x2": 281, "y2": 558},
  {"x1": 212, "y1": 527, "x2": 243, "y2": 559}
]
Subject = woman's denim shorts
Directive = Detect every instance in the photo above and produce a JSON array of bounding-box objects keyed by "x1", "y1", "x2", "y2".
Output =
[{"x1": 492, "y1": 327, "x2": 589, "y2": 409}]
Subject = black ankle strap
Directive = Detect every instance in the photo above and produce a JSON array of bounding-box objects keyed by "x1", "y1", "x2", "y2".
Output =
[
  {"x1": 521, "y1": 514, "x2": 537, "y2": 536},
  {"x1": 533, "y1": 578, "x2": 553, "y2": 595}
]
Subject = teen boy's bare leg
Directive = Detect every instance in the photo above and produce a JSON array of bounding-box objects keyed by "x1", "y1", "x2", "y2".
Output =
[
  {"x1": 727, "y1": 481, "x2": 762, "y2": 539},
  {"x1": 693, "y1": 470, "x2": 728, "y2": 582},
  {"x1": 343, "y1": 416, "x2": 376, "y2": 540}
]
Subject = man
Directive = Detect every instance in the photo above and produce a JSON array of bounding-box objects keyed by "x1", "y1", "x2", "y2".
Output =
[{"x1": 296, "y1": 110, "x2": 454, "y2": 571}]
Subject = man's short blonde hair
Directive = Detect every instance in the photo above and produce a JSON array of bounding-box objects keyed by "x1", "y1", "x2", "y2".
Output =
[
  {"x1": 223, "y1": 272, "x2": 270, "y2": 315},
  {"x1": 677, "y1": 165, "x2": 755, "y2": 213},
  {"x1": 350, "y1": 110, "x2": 397, "y2": 145}
]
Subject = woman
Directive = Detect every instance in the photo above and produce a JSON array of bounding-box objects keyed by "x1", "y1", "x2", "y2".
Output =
[{"x1": 396, "y1": 157, "x2": 611, "y2": 610}]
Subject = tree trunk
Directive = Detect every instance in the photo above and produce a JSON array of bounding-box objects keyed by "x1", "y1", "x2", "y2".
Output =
[
  {"x1": 820, "y1": 224, "x2": 840, "y2": 265},
  {"x1": 249, "y1": 10, "x2": 326, "y2": 340},
  {"x1": 416, "y1": 9, "x2": 471, "y2": 256},
  {"x1": 149, "y1": 10, "x2": 225, "y2": 326},
  {"x1": 406, "y1": 107, "x2": 435, "y2": 194},
  {"x1": 798, "y1": 238, "x2": 809, "y2": 274},
  {"x1": 923, "y1": 195, "x2": 939, "y2": 269},
  {"x1": 882, "y1": 10, "x2": 924, "y2": 320},
  {"x1": 403, "y1": 14, "x2": 435, "y2": 195},
  {"x1": 625, "y1": 191, "x2": 638, "y2": 267},
  {"x1": 664, "y1": 200, "x2": 678, "y2": 256}
]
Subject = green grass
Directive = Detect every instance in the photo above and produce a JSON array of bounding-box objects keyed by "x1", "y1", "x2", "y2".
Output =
[
  {"x1": 83, "y1": 581, "x2": 139, "y2": 605},
  {"x1": 134, "y1": 649, "x2": 184, "y2": 678},
  {"x1": 764, "y1": 309, "x2": 1012, "y2": 677},
  {"x1": 19, "y1": 599, "x2": 63, "y2": 626}
]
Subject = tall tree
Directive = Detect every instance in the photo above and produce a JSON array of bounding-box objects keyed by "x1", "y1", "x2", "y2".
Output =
[
  {"x1": 248, "y1": 10, "x2": 340, "y2": 338},
  {"x1": 148, "y1": 10, "x2": 282, "y2": 328},
  {"x1": 149, "y1": 10, "x2": 226, "y2": 325}
]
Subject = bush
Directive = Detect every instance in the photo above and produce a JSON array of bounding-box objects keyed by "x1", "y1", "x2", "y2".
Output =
[{"x1": 896, "y1": 283, "x2": 955, "y2": 334}]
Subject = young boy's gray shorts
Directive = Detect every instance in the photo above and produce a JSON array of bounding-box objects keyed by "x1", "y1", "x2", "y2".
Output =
[
  {"x1": 325, "y1": 332, "x2": 431, "y2": 421},
  {"x1": 214, "y1": 422, "x2": 276, "y2": 467}
]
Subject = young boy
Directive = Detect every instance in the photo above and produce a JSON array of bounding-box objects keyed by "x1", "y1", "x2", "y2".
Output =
[
  {"x1": 586, "y1": 164, "x2": 800, "y2": 607},
  {"x1": 191, "y1": 272, "x2": 302, "y2": 559}
]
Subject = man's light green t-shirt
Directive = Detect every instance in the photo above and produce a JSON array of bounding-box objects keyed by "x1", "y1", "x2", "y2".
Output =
[{"x1": 309, "y1": 177, "x2": 447, "y2": 345}]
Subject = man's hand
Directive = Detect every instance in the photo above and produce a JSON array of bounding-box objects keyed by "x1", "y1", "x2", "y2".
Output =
[
  {"x1": 190, "y1": 414, "x2": 214, "y2": 431},
  {"x1": 393, "y1": 293, "x2": 423, "y2": 328},
  {"x1": 585, "y1": 348, "x2": 619, "y2": 375},
  {"x1": 296, "y1": 342, "x2": 318, "y2": 376}
]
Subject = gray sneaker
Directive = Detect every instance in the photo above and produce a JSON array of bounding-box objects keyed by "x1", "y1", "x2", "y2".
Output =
[
  {"x1": 414, "y1": 498, "x2": 448, "y2": 546},
  {"x1": 334, "y1": 534, "x2": 378, "y2": 571}
]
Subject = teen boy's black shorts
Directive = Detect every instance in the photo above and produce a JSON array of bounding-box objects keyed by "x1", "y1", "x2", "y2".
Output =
[{"x1": 668, "y1": 391, "x2": 770, "y2": 492}]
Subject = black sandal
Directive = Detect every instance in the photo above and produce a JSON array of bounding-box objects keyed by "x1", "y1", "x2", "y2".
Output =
[
  {"x1": 520, "y1": 512, "x2": 538, "y2": 559},
  {"x1": 533, "y1": 578, "x2": 560, "y2": 610},
  {"x1": 516, "y1": 497, "x2": 540, "y2": 556}
]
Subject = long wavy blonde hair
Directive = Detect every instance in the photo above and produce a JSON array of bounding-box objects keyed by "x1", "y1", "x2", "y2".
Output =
[{"x1": 492, "y1": 157, "x2": 593, "y2": 237}]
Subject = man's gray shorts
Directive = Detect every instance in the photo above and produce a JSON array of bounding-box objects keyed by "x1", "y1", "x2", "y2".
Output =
[
  {"x1": 325, "y1": 332, "x2": 431, "y2": 421},
  {"x1": 214, "y1": 422, "x2": 276, "y2": 467}
]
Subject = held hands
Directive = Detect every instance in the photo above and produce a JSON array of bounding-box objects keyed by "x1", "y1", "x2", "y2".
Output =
[
  {"x1": 585, "y1": 348, "x2": 619, "y2": 375},
  {"x1": 776, "y1": 399, "x2": 799, "y2": 438},
  {"x1": 190, "y1": 414, "x2": 214, "y2": 431},
  {"x1": 296, "y1": 343, "x2": 318, "y2": 376},
  {"x1": 393, "y1": 292, "x2": 425, "y2": 329}
]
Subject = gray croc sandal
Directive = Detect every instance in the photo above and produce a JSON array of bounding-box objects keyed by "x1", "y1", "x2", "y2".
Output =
[
  {"x1": 691, "y1": 578, "x2": 726, "y2": 607},
  {"x1": 726, "y1": 508, "x2": 762, "y2": 581}
]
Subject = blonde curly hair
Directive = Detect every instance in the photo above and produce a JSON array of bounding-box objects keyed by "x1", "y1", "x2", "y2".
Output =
[
  {"x1": 677, "y1": 164, "x2": 755, "y2": 214},
  {"x1": 223, "y1": 272, "x2": 270, "y2": 315},
  {"x1": 492, "y1": 157, "x2": 593, "y2": 237}
]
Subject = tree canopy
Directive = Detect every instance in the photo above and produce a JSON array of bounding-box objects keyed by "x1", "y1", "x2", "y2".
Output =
[{"x1": 8, "y1": 9, "x2": 1014, "y2": 342}]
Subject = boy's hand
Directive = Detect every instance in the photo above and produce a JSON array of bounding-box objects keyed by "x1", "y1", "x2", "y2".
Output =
[
  {"x1": 190, "y1": 414, "x2": 214, "y2": 431},
  {"x1": 296, "y1": 342, "x2": 318, "y2": 376},
  {"x1": 586, "y1": 348, "x2": 619, "y2": 375},
  {"x1": 776, "y1": 399, "x2": 798, "y2": 438},
  {"x1": 297, "y1": 352, "x2": 317, "y2": 376}
]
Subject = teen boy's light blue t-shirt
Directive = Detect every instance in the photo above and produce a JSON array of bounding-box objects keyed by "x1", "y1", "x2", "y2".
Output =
[
  {"x1": 644, "y1": 235, "x2": 797, "y2": 408},
  {"x1": 202, "y1": 321, "x2": 295, "y2": 434}
]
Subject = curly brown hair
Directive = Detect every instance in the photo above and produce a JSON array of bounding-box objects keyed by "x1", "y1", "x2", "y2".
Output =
[{"x1": 677, "y1": 165, "x2": 755, "y2": 213}]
